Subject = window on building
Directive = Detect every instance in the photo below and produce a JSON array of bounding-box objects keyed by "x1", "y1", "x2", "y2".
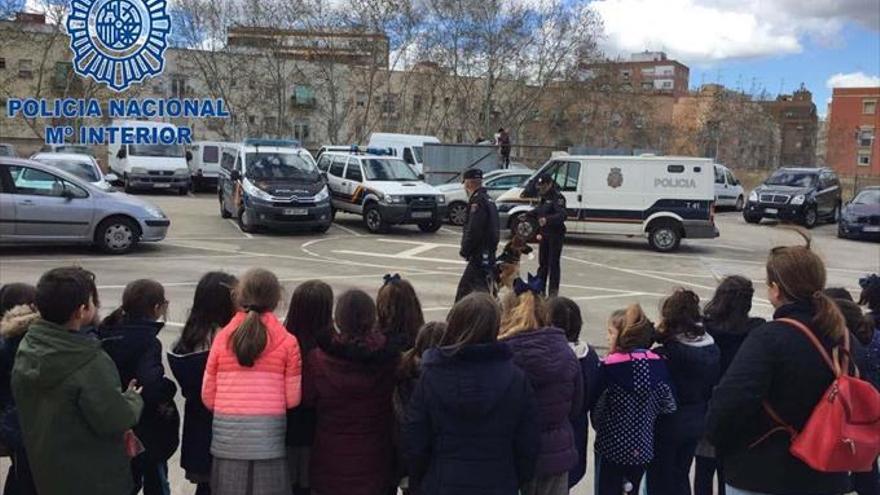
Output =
[
  {"x1": 859, "y1": 128, "x2": 875, "y2": 148},
  {"x1": 53, "y1": 62, "x2": 72, "y2": 90},
  {"x1": 0, "y1": 58, "x2": 6, "y2": 70},
  {"x1": 661, "y1": 81, "x2": 673, "y2": 89},
  {"x1": 865, "y1": 100, "x2": 877, "y2": 115},
  {"x1": 381, "y1": 95, "x2": 397, "y2": 115},
  {"x1": 858, "y1": 152, "x2": 871, "y2": 167},
  {"x1": 293, "y1": 85, "x2": 315, "y2": 106},
  {"x1": 264, "y1": 116, "x2": 277, "y2": 132},
  {"x1": 621, "y1": 83, "x2": 633, "y2": 92},
  {"x1": 413, "y1": 94, "x2": 423, "y2": 112},
  {"x1": 641, "y1": 81, "x2": 653, "y2": 90},
  {"x1": 18, "y1": 59, "x2": 32, "y2": 79},
  {"x1": 293, "y1": 120, "x2": 310, "y2": 143},
  {"x1": 621, "y1": 69, "x2": 631, "y2": 80},
  {"x1": 356, "y1": 91, "x2": 367, "y2": 108},
  {"x1": 247, "y1": 115, "x2": 256, "y2": 125},
  {"x1": 171, "y1": 75, "x2": 188, "y2": 98},
  {"x1": 641, "y1": 67, "x2": 655, "y2": 76}
]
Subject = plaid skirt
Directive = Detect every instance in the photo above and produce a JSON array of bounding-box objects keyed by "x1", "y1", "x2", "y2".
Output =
[{"x1": 211, "y1": 457, "x2": 291, "y2": 495}]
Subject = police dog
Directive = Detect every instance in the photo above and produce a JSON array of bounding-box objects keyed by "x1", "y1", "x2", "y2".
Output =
[{"x1": 493, "y1": 235, "x2": 533, "y2": 297}]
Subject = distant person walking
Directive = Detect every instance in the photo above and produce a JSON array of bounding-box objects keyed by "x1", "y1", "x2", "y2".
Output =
[
  {"x1": 497, "y1": 128, "x2": 512, "y2": 168},
  {"x1": 455, "y1": 168, "x2": 500, "y2": 302}
]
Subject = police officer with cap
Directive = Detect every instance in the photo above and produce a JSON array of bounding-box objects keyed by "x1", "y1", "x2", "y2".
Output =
[
  {"x1": 455, "y1": 168, "x2": 500, "y2": 302},
  {"x1": 534, "y1": 174, "x2": 567, "y2": 297}
]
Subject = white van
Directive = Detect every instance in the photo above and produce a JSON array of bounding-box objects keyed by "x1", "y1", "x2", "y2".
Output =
[
  {"x1": 496, "y1": 154, "x2": 718, "y2": 252},
  {"x1": 187, "y1": 141, "x2": 230, "y2": 191},
  {"x1": 108, "y1": 121, "x2": 190, "y2": 194},
  {"x1": 713, "y1": 163, "x2": 745, "y2": 210},
  {"x1": 366, "y1": 133, "x2": 440, "y2": 174}
]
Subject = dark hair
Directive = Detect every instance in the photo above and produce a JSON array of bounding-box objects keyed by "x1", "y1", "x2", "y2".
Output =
[
  {"x1": 824, "y1": 287, "x2": 854, "y2": 302},
  {"x1": 860, "y1": 275, "x2": 880, "y2": 314},
  {"x1": 377, "y1": 278, "x2": 424, "y2": 351},
  {"x1": 285, "y1": 280, "x2": 333, "y2": 354},
  {"x1": 175, "y1": 272, "x2": 238, "y2": 354},
  {"x1": 704, "y1": 275, "x2": 755, "y2": 334},
  {"x1": 35, "y1": 267, "x2": 97, "y2": 325},
  {"x1": 398, "y1": 321, "x2": 447, "y2": 380},
  {"x1": 609, "y1": 304, "x2": 655, "y2": 352},
  {"x1": 658, "y1": 288, "x2": 703, "y2": 343},
  {"x1": 335, "y1": 289, "x2": 377, "y2": 338},
  {"x1": 766, "y1": 230, "x2": 845, "y2": 342},
  {"x1": 442, "y1": 292, "x2": 500, "y2": 351},
  {"x1": 547, "y1": 296, "x2": 583, "y2": 342},
  {"x1": 101, "y1": 279, "x2": 165, "y2": 328},
  {"x1": 231, "y1": 268, "x2": 281, "y2": 367},
  {"x1": 0, "y1": 283, "x2": 37, "y2": 318},
  {"x1": 833, "y1": 298, "x2": 875, "y2": 346}
]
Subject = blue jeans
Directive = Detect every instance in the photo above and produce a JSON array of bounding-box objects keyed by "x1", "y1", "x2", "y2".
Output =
[{"x1": 725, "y1": 485, "x2": 771, "y2": 495}]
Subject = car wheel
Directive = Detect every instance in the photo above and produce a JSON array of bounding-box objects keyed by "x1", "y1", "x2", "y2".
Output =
[
  {"x1": 418, "y1": 220, "x2": 443, "y2": 233},
  {"x1": 802, "y1": 206, "x2": 818, "y2": 229},
  {"x1": 219, "y1": 192, "x2": 232, "y2": 219},
  {"x1": 178, "y1": 186, "x2": 189, "y2": 196},
  {"x1": 511, "y1": 213, "x2": 538, "y2": 242},
  {"x1": 363, "y1": 204, "x2": 388, "y2": 234},
  {"x1": 95, "y1": 217, "x2": 139, "y2": 254},
  {"x1": 829, "y1": 203, "x2": 841, "y2": 224},
  {"x1": 743, "y1": 212, "x2": 761, "y2": 224},
  {"x1": 735, "y1": 196, "x2": 744, "y2": 211},
  {"x1": 648, "y1": 223, "x2": 682, "y2": 252},
  {"x1": 837, "y1": 223, "x2": 846, "y2": 239},
  {"x1": 313, "y1": 222, "x2": 331, "y2": 234},
  {"x1": 238, "y1": 207, "x2": 257, "y2": 233},
  {"x1": 330, "y1": 206, "x2": 337, "y2": 221},
  {"x1": 447, "y1": 202, "x2": 468, "y2": 226},
  {"x1": 123, "y1": 174, "x2": 134, "y2": 193}
]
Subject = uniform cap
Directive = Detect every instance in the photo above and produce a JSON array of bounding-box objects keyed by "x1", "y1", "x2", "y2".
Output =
[
  {"x1": 536, "y1": 174, "x2": 553, "y2": 185},
  {"x1": 463, "y1": 168, "x2": 484, "y2": 180}
]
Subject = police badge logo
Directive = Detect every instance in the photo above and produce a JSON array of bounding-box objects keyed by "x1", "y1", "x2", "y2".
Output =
[
  {"x1": 607, "y1": 167, "x2": 623, "y2": 188},
  {"x1": 66, "y1": 0, "x2": 170, "y2": 92}
]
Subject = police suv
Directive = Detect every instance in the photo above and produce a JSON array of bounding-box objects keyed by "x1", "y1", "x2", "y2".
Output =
[
  {"x1": 317, "y1": 148, "x2": 446, "y2": 234},
  {"x1": 496, "y1": 154, "x2": 718, "y2": 252}
]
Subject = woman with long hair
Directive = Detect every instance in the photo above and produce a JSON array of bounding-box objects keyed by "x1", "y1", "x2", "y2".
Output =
[
  {"x1": 498, "y1": 277, "x2": 582, "y2": 495},
  {"x1": 283, "y1": 280, "x2": 333, "y2": 495},
  {"x1": 304, "y1": 289, "x2": 398, "y2": 495},
  {"x1": 377, "y1": 274, "x2": 425, "y2": 353},
  {"x1": 403, "y1": 292, "x2": 539, "y2": 495},
  {"x1": 647, "y1": 289, "x2": 720, "y2": 495},
  {"x1": 202, "y1": 268, "x2": 302, "y2": 495},
  {"x1": 707, "y1": 231, "x2": 866, "y2": 495},
  {"x1": 169, "y1": 272, "x2": 238, "y2": 495},
  {"x1": 99, "y1": 279, "x2": 179, "y2": 495}
]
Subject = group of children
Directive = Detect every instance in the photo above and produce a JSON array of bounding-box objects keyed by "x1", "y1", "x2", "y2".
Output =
[{"x1": 0, "y1": 230, "x2": 879, "y2": 495}]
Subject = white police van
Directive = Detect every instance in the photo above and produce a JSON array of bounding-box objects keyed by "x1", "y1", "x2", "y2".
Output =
[
  {"x1": 497, "y1": 154, "x2": 718, "y2": 252},
  {"x1": 317, "y1": 148, "x2": 446, "y2": 234}
]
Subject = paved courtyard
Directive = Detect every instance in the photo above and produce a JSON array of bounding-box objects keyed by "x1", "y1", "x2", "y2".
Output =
[{"x1": 1, "y1": 191, "x2": 878, "y2": 494}]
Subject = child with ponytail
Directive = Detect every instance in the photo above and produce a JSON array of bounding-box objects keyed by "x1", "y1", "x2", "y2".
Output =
[
  {"x1": 202, "y1": 268, "x2": 302, "y2": 495},
  {"x1": 707, "y1": 230, "x2": 868, "y2": 495},
  {"x1": 592, "y1": 304, "x2": 676, "y2": 495}
]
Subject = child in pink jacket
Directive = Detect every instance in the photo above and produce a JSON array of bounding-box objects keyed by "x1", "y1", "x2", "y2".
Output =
[{"x1": 202, "y1": 268, "x2": 302, "y2": 495}]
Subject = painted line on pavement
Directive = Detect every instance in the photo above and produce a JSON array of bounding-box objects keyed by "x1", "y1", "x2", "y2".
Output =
[
  {"x1": 0, "y1": 253, "x2": 260, "y2": 264},
  {"x1": 332, "y1": 223, "x2": 362, "y2": 236},
  {"x1": 332, "y1": 250, "x2": 466, "y2": 265},
  {"x1": 226, "y1": 218, "x2": 253, "y2": 239}
]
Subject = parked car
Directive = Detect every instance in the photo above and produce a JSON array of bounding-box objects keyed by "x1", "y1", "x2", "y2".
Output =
[
  {"x1": 317, "y1": 150, "x2": 446, "y2": 234},
  {"x1": 743, "y1": 167, "x2": 841, "y2": 228},
  {"x1": 316, "y1": 145, "x2": 356, "y2": 161},
  {"x1": 436, "y1": 169, "x2": 532, "y2": 226},
  {"x1": 30, "y1": 152, "x2": 118, "y2": 189},
  {"x1": 218, "y1": 140, "x2": 331, "y2": 234},
  {"x1": 714, "y1": 163, "x2": 745, "y2": 210},
  {"x1": 0, "y1": 144, "x2": 17, "y2": 157},
  {"x1": 838, "y1": 186, "x2": 880, "y2": 241},
  {"x1": 0, "y1": 157, "x2": 169, "y2": 253},
  {"x1": 186, "y1": 141, "x2": 230, "y2": 191},
  {"x1": 38, "y1": 143, "x2": 97, "y2": 159}
]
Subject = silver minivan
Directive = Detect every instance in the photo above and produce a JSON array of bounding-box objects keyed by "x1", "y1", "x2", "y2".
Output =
[{"x1": 0, "y1": 158, "x2": 170, "y2": 253}]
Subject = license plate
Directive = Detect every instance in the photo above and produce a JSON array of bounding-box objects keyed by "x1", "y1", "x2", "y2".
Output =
[
  {"x1": 864, "y1": 226, "x2": 880, "y2": 232},
  {"x1": 284, "y1": 208, "x2": 308, "y2": 216},
  {"x1": 153, "y1": 183, "x2": 171, "y2": 188},
  {"x1": 412, "y1": 211, "x2": 432, "y2": 219},
  {"x1": 765, "y1": 208, "x2": 778, "y2": 215}
]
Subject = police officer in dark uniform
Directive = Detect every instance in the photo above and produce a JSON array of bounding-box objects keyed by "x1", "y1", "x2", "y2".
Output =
[
  {"x1": 455, "y1": 168, "x2": 500, "y2": 302},
  {"x1": 534, "y1": 174, "x2": 566, "y2": 297}
]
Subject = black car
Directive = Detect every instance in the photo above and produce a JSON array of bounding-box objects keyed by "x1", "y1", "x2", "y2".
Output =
[
  {"x1": 839, "y1": 187, "x2": 880, "y2": 241},
  {"x1": 743, "y1": 167, "x2": 841, "y2": 228}
]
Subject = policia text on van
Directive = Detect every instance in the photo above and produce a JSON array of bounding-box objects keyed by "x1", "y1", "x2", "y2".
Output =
[{"x1": 496, "y1": 155, "x2": 719, "y2": 252}]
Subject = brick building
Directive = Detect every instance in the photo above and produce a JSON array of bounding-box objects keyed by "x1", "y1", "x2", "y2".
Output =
[
  {"x1": 579, "y1": 51, "x2": 690, "y2": 98},
  {"x1": 759, "y1": 85, "x2": 818, "y2": 166},
  {"x1": 826, "y1": 87, "x2": 880, "y2": 177}
]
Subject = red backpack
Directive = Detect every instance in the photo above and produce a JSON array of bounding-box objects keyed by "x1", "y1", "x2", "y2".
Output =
[{"x1": 750, "y1": 318, "x2": 880, "y2": 472}]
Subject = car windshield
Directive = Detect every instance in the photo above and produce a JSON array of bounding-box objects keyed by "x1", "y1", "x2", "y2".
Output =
[
  {"x1": 37, "y1": 159, "x2": 99, "y2": 182},
  {"x1": 129, "y1": 144, "x2": 185, "y2": 157},
  {"x1": 765, "y1": 171, "x2": 817, "y2": 188},
  {"x1": 362, "y1": 158, "x2": 420, "y2": 181},
  {"x1": 245, "y1": 152, "x2": 319, "y2": 180},
  {"x1": 56, "y1": 145, "x2": 95, "y2": 157},
  {"x1": 0, "y1": 146, "x2": 14, "y2": 157},
  {"x1": 853, "y1": 190, "x2": 880, "y2": 205}
]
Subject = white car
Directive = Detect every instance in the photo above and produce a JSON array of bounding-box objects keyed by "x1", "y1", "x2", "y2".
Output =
[
  {"x1": 30, "y1": 152, "x2": 117, "y2": 189},
  {"x1": 317, "y1": 151, "x2": 447, "y2": 233},
  {"x1": 436, "y1": 169, "x2": 532, "y2": 225},
  {"x1": 714, "y1": 163, "x2": 745, "y2": 210}
]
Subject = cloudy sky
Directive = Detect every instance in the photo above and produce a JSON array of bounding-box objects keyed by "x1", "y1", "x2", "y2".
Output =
[{"x1": 590, "y1": 0, "x2": 880, "y2": 116}]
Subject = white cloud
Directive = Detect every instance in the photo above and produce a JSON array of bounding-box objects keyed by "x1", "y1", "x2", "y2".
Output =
[
  {"x1": 826, "y1": 72, "x2": 880, "y2": 88},
  {"x1": 591, "y1": 0, "x2": 879, "y2": 64}
]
